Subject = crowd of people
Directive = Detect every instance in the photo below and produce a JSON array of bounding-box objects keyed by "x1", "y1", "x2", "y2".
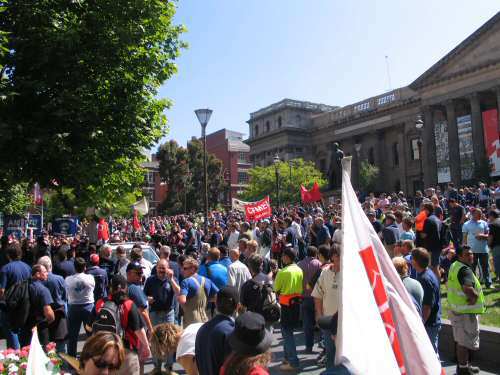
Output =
[{"x1": 0, "y1": 181, "x2": 498, "y2": 374}]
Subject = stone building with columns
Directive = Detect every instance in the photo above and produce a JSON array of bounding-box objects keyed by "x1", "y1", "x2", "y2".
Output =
[{"x1": 246, "y1": 11, "x2": 500, "y2": 194}]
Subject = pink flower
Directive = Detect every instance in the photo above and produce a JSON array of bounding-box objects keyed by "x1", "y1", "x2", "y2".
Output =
[
  {"x1": 21, "y1": 345, "x2": 31, "y2": 352},
  {"x1": 4, "y1": 348, "x2": 14, "y2": 355},
  {"x1": 46, "y1": 342, "x2": 56, "y2": 351},
  {"x1": 20, "y1": 349, "x2": 29, "y2": 358},
  {"x1": 20, "y1": 363, "x2": 28, "y2": 369},
  {"x1": 0, "y1": 362, "x2": 4, "y2": 372}
]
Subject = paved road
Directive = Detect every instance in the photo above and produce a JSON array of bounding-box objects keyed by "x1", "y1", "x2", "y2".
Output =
[{"x1": 2, "y1": 327, "x2": 498, "y2": 374}]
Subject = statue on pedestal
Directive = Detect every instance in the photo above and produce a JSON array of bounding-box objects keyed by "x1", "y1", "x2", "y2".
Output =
[{"x1": 328, "y1": 142, "x2": 344, "y2": 189}]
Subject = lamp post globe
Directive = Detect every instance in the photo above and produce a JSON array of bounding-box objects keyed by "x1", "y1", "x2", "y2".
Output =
[
  {"x1": 415, "y1": 115, "x2": 424, "y2": 191},
  {"x1": 195, "y1": 108, "x2": 213, "y2": 234}
]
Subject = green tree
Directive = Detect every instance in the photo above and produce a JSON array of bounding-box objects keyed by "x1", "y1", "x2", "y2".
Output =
[
  {"x1": 157, "y1": 139, "x2": 227, "y2": 214},
  {"x1": 0, "y1": 182, "x2": 31, "y2": 215},
  {"x1": 240, "y1": 158, "x2": 326, "y2": 205},
  {"x1": 0, "y1": 0, "x2": 186, "y2": 207},
  {"x1": 359, "y1": 160, "x2": 379, "y2": 193}
]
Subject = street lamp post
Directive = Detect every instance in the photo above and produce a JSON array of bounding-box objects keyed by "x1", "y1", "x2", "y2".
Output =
[
  {"x1": 274, "y1": 154, "x2": 281, "y2": 207},
  {"x1": 288, "y1": 160, "x2": 293, "y2": 204},
  {"x1": 415, "y1": 115, "x2": 424, "y2": 191},
  {"x1": 195, "y1": 108, "x2": 213, "y2": 234},
  {"x1": 354, "y1": 143, "x2": 362, "y2": 188}
]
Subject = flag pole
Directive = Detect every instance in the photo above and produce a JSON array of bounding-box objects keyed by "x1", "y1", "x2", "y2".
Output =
[{"x1": 341, "y1": 156, "x2": 352, "y2": 180}]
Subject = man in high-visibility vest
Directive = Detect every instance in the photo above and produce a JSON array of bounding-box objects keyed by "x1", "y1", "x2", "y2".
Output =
[{"x1": 447, "y1": 245, "x2": 485, "y2": 375}]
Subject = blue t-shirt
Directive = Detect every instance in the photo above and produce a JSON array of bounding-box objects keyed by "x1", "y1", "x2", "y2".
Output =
[
  {"x1": 143, "y1": 275, "x2": 177, "y2": 312},
  {"x1": 127, "y1": 283, "x2": 148, "y2": 309},
  {"x1": 53, "y1": 259, "x2": 76, "y2": 278},
  {"x1": 218, "y1": 257, "x2": 232, "y2": 269},
  {"x1": 400, "y1": 231, "x2": 416, "y2": 242},
  {"x1": 404, "y1": 254, "x2": 417, "y2": 279},
  {"x1": 417, "y1": 269, "x2": 441, "y2": 327},
  {"x1": 316, "y1": 225, "x2": 331, "y2": 246},
  {"x1": 463, "y1": 219, "x2": 489, "y2": 254},
  {"x1": 195, "y1": 314, "x2": 235, "y2": 375},
  {"x1": 29, "y1": 279, "x2": 54, "y2": 323},
  {"x1": 42, "y1": 273, "x2": 67, "y2": 309},
  {"x1": 0, "y1": 260, "x2": 31, "y2": 290},
  {"x1": 86, "y1": 266, "x2": 109, "y2": 301},
  {"x1": 180, "y1": 274, "x2": 219, "y2": 299},
  {"x1": 199, "y1": 262, "x2": 228, "y2": 289}
]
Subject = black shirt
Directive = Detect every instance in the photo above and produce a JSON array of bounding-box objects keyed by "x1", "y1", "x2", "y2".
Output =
[
  {"x1": 423, "y1": 215, "x2": 441, "y2": 253},
  {"x1": 53, "y1": 259, "x2": 76, "y2": 278},
  {"x1": 449, "y1": 205, "x2": 465, "y2": 229},
  {"x1": 456, "y1": 261, "x2": 475, "y2": 287},
  {"x1": 489, "y1": 218, "x2": 500, "y2": 248}
]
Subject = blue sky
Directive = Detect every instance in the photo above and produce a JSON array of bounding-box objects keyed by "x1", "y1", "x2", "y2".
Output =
[{"x1": 155, "y1": 1, "x2": 499, "y2": 150}]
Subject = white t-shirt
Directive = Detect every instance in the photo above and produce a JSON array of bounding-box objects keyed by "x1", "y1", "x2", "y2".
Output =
[
  {"x1": 176, "y1": 322, "x2": 203, "y2": 359},
  {"x1": 227, "y1": 231, "x2": 240, "y2": 250},
  {"x1": 311, "y1": 267, "x2": 339, "y2": 316},
  {"x1": 65, "y1": 272, "x2": 95, "y2": 305}
]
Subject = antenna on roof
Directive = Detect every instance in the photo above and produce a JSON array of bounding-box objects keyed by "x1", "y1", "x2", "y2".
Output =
[{"x1": 385, "y1": 55, "x2": 392, "y2": 92}]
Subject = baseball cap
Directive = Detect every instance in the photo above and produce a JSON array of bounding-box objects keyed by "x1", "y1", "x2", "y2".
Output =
[
  {"x1": 90, "y1": 254, "x2": 99, "y2": 265},
  {"x1": 217, "y1": 286, "x2": 239, "y2": 304},
  {"x1": 126, "y1": 261, "x2": 145, "y2": 272}
]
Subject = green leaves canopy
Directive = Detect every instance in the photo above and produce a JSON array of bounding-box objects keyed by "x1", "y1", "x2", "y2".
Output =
[
  {"x1": 240, "y1": 158, "x2": 327, "y2": 205},
  {"x1": 157, "y1": 139, "x2": 227, "y2": 214},
  {"x1": 0, "y1": 0, "x2": 186, "y2": 207}
]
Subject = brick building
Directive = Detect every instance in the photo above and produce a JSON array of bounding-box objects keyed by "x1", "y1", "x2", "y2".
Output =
[
  {"x1": 247, "y1": 11, "x2": 500, "y2": 194},
  {"x1": 206, "y1": 129, "x2": 251, "y2": 204},
  {"x1": 141, "y1": 154, "x2": 168, "y2": 215}
]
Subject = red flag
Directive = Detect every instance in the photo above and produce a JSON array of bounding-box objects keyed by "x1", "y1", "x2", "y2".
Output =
[
  {"x1": 300, "y1": 182, "x2": 322, "y2": 203},
  {"x1": 244, "y1": 196, "x2": 272, "y2": 222},
  {"x1": 33, "y1": 183, "x2": 43, "y2": 205},
  {"x1": 336, "y1": 157, "x2": 442, "y2": 375},
  {"x1": 133, "y1": 210, "x2": 141, "y2": 231}
]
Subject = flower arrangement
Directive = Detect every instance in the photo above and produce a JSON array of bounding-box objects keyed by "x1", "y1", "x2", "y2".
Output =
[{"x1": 0, "y1": 343, "x2": 69, "y2": 375}]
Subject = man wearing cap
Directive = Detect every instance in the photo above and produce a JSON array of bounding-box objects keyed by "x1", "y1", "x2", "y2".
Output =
[
  {"x1": 382, "y1": 213, "x2": 400, "y2": 258},
  {"x1": 274, "y1": 246, "x2": 303, "y2": 371},
  {"x1": 195, "y1": 286, "x2": 238, "y2": 375},
  {"x1": 86, "y1": 253, "x2": 108, "y2": 301},
  {"x1": 126, "y1": 261, "x2": 154, "y2": 336},
  {"x1": 367, "y1": 210, "x2": 383, "y2": 237}
]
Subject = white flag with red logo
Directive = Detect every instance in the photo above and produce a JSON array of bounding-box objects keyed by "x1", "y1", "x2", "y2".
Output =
[{"x1": 336, "y1": 157, "x2": 442, "y2": 375}]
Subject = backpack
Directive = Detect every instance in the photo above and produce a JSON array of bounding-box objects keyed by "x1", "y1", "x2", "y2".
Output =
[
  {"x1": 4, "y1": 279, "x2": 31, "y2": 329},
  {"x1": 92, "y1": 299, "x2": 123, "y2": 336},
  {"x1": 257, "y1": 282, "x2": 281, "y2": 323}
]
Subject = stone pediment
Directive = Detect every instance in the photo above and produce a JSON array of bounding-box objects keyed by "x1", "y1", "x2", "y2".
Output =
[{"x1": 410, "y1": 11, "x2": 500, "y2": 90}]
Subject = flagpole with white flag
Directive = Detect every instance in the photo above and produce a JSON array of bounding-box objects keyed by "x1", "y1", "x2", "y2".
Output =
[
  {"x1": 26, "y1": 328, "x2": 52, "y2": 375},
  {"x1": 336, "y1": 156, "x2": 443, "y2": 375}
]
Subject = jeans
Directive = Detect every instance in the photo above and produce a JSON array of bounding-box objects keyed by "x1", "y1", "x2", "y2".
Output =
[
  {"x1": 449, "y1": 227, "x2": 463, "y2": 251},
  {"x1": 67, "y1": 303, "x2": 93, "y2": 357},
  {"x1": 301, "y1": 297, "x2": 315, "y2": 350},
  {"x1": 281, "y1": 325, "x2": 299, "y2": 368},
  {"x1": 0, "y1": 309, "x2": 20, "y2": 349},
  {"x1": 150, "y1": 310, "x2": 175, "y2": 370},
  {"x1": 473, "y1": 253, "x2": 492, "y2": 286},
  {"x1": 425, "y1": 324, "x2": 441, "y2": 356},
  {"x1": 492, "y1": 246, "x2": 500, "y2": 281},
  {"x1": 322, "y1": 329, "x2": 336, "y2": 370}
]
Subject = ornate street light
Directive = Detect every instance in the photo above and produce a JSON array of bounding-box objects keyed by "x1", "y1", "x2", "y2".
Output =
[
  {"x1": 415, "y1": 115, "x2": 424, "y2": 190},
  {"x1": 195, "y1": 108, "x2": 213, "y2": 233},
  {"x1": 274, "y1": 154, "x2": 281, "y2": 207}
]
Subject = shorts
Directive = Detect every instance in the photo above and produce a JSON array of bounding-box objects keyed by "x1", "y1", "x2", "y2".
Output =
[
  {"x1": 449, "y1": 311, "x2": 480, "y2": 350},
  {"x1": 430, "y1": 249, "x2": 441, "y2": 267}
]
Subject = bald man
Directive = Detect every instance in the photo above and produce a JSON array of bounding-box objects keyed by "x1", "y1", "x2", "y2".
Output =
[{"x1": 227, "y1": 248, "x2": 251, "y2": 298}]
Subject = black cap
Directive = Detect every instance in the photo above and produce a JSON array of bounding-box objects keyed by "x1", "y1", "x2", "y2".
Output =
[
  {"x1": 126, "y1": 261, "x2": 144, "y2": 272},
  {"x1": 217, "y1": 285, "x2": 239, "y2": 304},
  {"x1": 228, "y1": 312, "x2": 273, "y2": 356}
]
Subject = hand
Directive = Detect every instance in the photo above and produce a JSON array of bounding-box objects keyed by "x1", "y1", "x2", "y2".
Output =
[
  {"x1": 166, "y1": 269, "x2": 174, "y2": 280},
  {"x1": 147, "y1": 296, "x2": 155, "y2": 305}
]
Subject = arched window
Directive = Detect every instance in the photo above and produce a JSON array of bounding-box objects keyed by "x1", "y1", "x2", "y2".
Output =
[
  {"x1": 265, "y1": 121, "x2": 270, "y2": 132},
  {"x1": 254, "y1": 125, "x2": 259, "y2": 137},
  {"x1": 278, "y1": 116, "x2": 282, "y2": 128},
  {"x1": 368, "y1": 147, "x2": 375, "y2": 165}
]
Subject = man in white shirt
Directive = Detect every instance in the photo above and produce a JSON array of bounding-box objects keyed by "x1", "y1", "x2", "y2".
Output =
[
  {"x1": 227, "y1": 223, "x2": 240, "y2": 250},
  {"x1": 65, "y1": 257, "x2": 95, "y2": 357},
  {"x1": 227, "y1": 248, "x2": 251, "y2": 299}
]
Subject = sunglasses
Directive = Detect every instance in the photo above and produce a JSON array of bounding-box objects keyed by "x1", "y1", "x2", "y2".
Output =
[
  {"x1": 92, "y1": 357, "x2": 120, "y2": 370},
  {"x1": 182, "y1": 267, "x2": 192, "y2": 271}
]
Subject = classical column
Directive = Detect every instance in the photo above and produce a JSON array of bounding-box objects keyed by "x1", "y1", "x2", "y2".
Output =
[
  {"x1": 422, "y1": 106, "x2": 438, "y2": 187},
  {"x1": 445, "y1": 100, "x2": 461, "y2": 185},
  {"x1": 397, "y1": 131, "x2": 407, "y2": 193},
  {"x1": 376, "y1": 130, "x2": 386, "y2": 191},
  {"x1": 470, "y1": 92, "x2": 486, "y2": 170}
]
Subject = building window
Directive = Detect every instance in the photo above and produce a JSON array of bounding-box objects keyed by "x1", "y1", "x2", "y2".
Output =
[
  {"x1": 411, "y1": 139, "x2": 420, "y2": 160},
  {"x1": 265, "y1": 121, "x2": 270, "y2": 132},
  {"x1": 394, "y1": 180, "x2": 401, "y2": 192},
  {"x1": 295, "y1": 147, "x2": 303, "y2": 153},
  {"x1": 254, "y1": 125, "x2": 259, "y2": 137},
  {"x1": 392, "y1": 142, "x2": 399, "y2": 166},
  {"x1": 238, "y1": 172, "x2": 249, "y2": 184},
  {"x1": 278, "y1": 116, "x2": 282, "y2": 128},
  {"x1": 368, "y1": 147, "x2": 375, "y2": 165},
  {"x1": 238, "y1": 152, "x2": 248, "y2": 163}
]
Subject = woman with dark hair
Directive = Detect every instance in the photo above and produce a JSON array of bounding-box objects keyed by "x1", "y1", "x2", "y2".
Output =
[
  {"x1": 220, "y1": 312, "x2": 273, "y2": 375},
  {"x1": 79, "y1": 331, "x2": 125, "y2": 374}
]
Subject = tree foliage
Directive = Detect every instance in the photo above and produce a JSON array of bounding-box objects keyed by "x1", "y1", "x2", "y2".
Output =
[
  {"x1": 157, "y1": 139, "x2": 227, "y2": 214},
  {"x1": 0, "y1": 182, "x2": 31, "y2": 215},
  {"x1": 240, "y1": 158, "x2": 327, "y2": 205},
  {"x1": 359, "y1": 161, "x2": 380, "y2": 193},
  {"x1": 0, "y1": 0, "x2": 186, "y2": 207}
]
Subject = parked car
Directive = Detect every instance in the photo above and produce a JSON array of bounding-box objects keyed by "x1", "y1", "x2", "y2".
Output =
[{"x1": 108, "y1": 242, "x2": 159, "y2": 265}]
